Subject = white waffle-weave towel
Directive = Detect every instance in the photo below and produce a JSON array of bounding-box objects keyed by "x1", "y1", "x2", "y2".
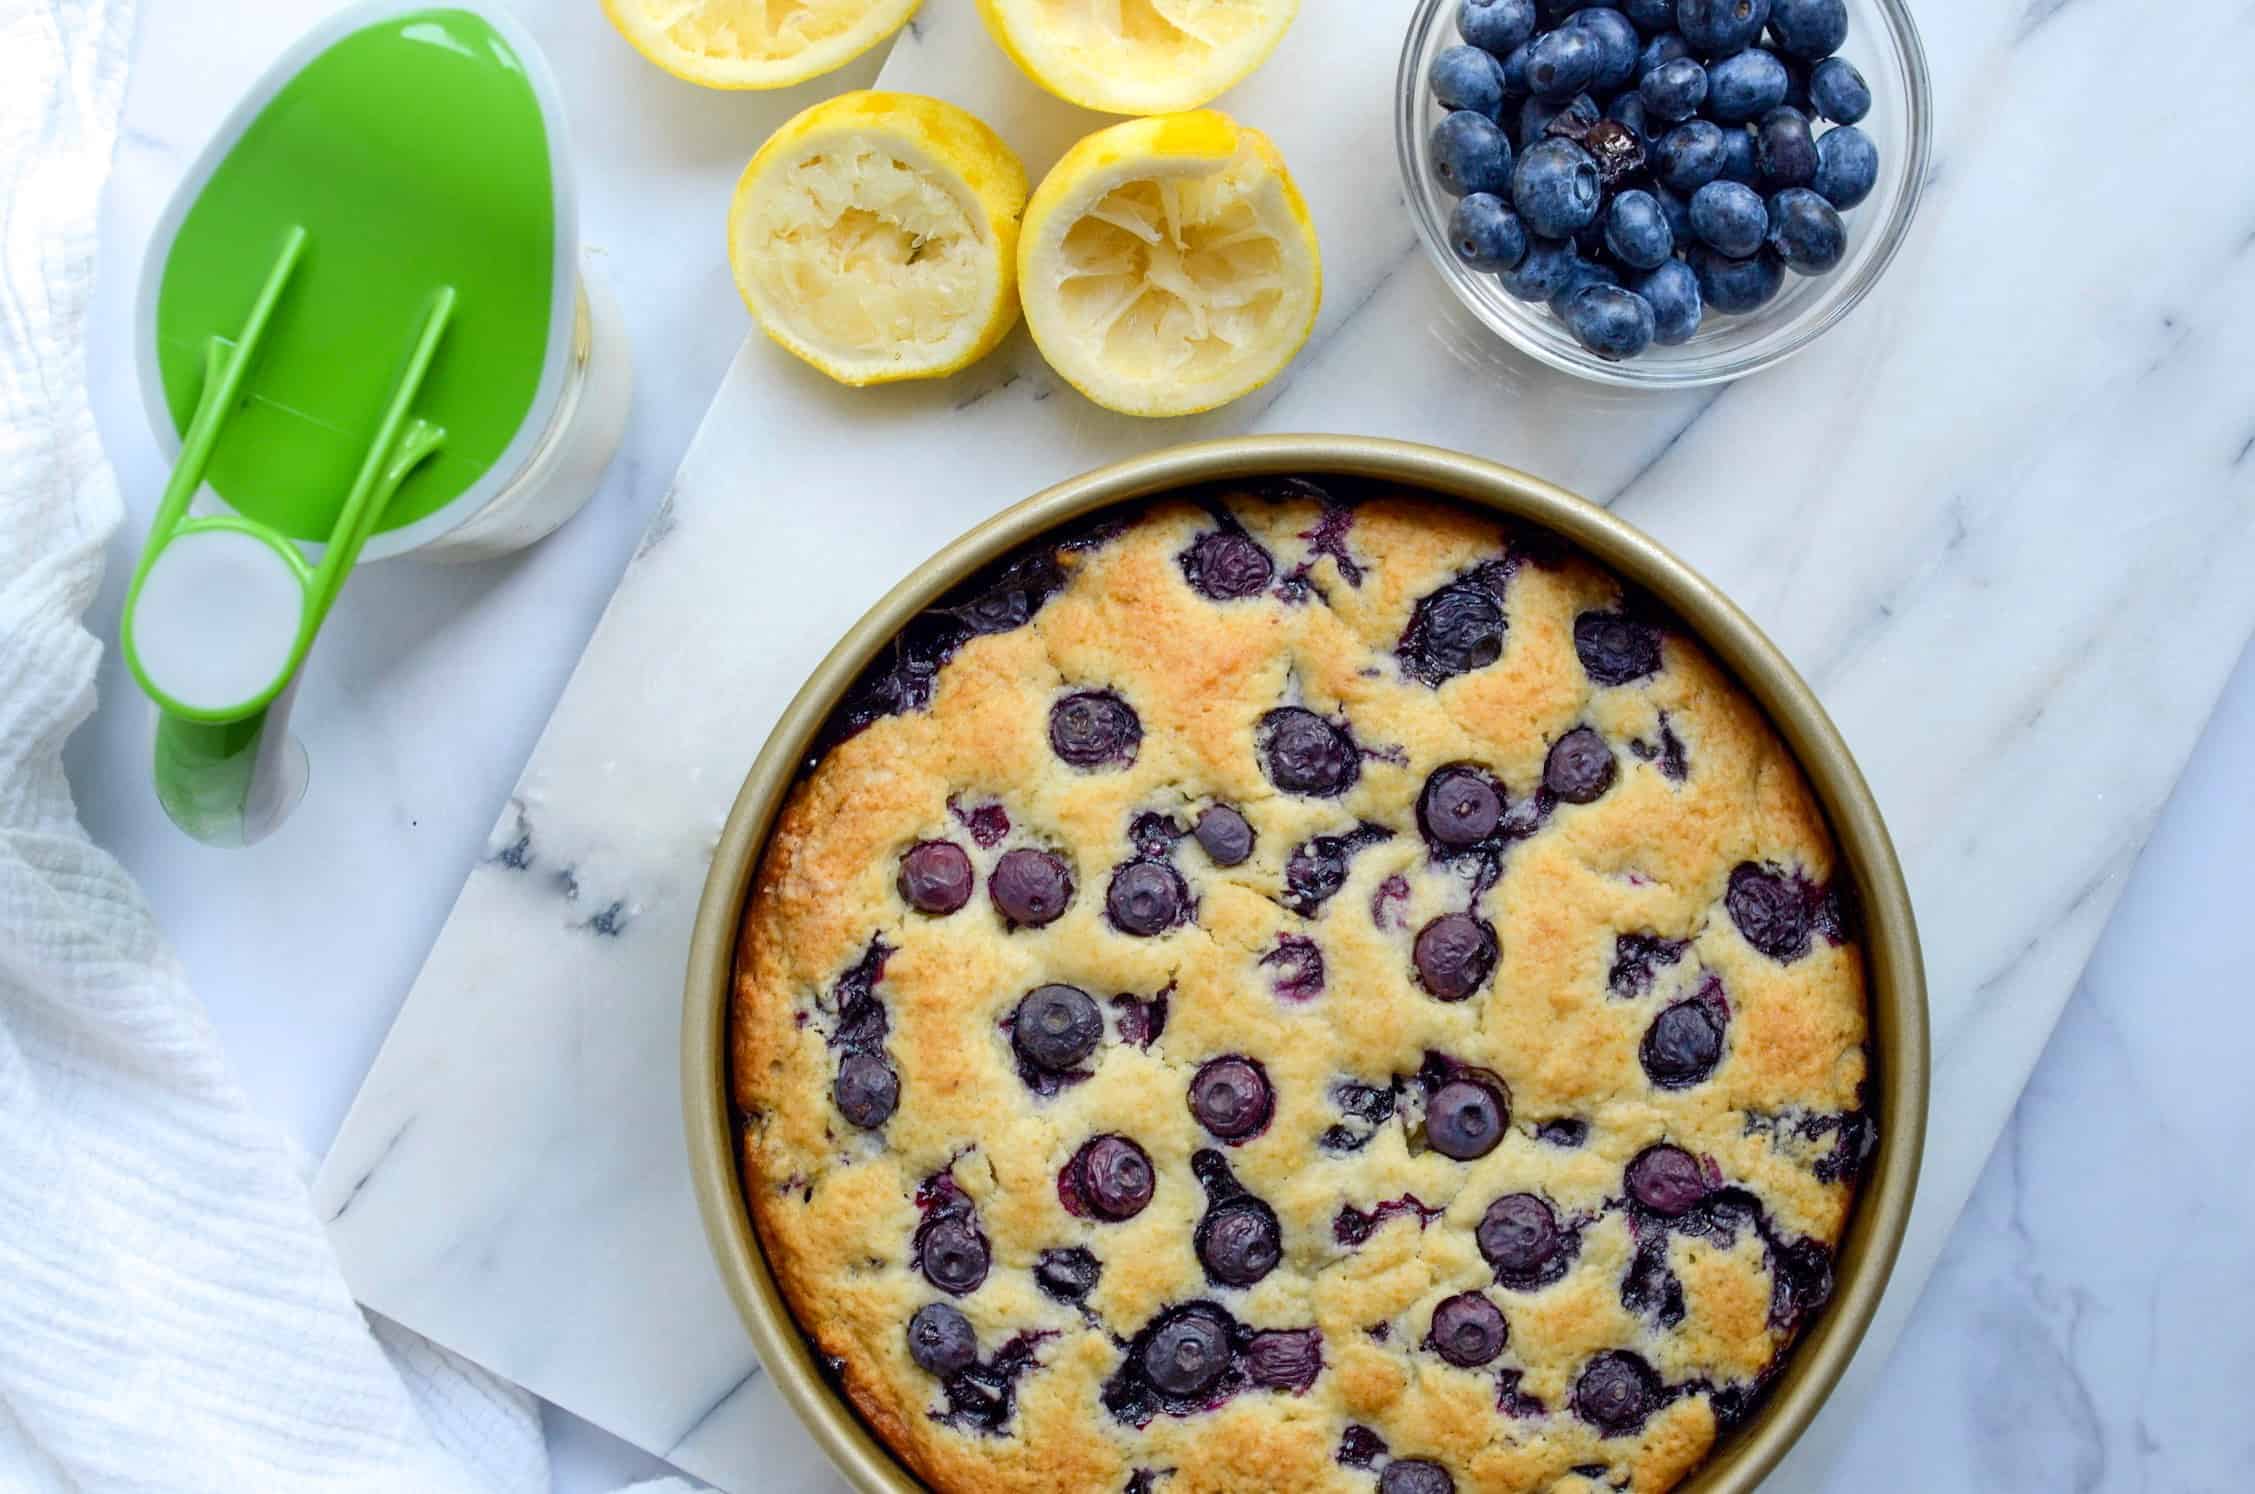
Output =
[{"x1": 0, "y1": 3, "x2": 690, "y2": 1490}]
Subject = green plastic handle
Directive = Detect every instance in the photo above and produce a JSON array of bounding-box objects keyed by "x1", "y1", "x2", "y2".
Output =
[{"x1": 131, "y1": 233, "x2": 455, "y2": 846}]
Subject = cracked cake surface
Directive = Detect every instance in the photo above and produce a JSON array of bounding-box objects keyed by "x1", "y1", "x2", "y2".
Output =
[{"x1": 730, "y1": 482, "x2": 1870, "y2": 1494}]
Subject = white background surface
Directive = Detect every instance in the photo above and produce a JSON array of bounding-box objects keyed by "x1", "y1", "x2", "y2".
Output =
[{"x1": 61, "y1": 0, "x2": 2255, "y2": 1488}]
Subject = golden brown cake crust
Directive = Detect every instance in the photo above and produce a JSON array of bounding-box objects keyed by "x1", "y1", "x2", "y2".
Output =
[{"x1": 731, "y1": 486, "x2": 1869, "y2": 1494}]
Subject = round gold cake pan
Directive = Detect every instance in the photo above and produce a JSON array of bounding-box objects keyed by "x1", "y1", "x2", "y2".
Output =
[{"x1": 684, "y1": 435, "x2": 1929, "y2": 1494}]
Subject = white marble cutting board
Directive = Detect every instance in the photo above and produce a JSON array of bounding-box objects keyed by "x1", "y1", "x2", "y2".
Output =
[{"x1": 314, "y1": 1, "x2": 2255, "y2": 1490}]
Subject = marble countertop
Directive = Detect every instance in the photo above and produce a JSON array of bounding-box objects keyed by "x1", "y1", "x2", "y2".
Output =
[{"x1": 67, "y1": 0, "x2": 2255, "y2": 1489}]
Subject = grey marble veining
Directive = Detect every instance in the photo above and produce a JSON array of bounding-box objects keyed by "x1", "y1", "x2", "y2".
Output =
[{"x1": 64, "y1": 0, "x2": 2255, "y2": 1489}]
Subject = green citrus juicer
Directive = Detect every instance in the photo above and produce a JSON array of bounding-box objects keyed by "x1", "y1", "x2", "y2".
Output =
[{"x1": 121, "y1": 2, "x2": 630, "y2": 847}]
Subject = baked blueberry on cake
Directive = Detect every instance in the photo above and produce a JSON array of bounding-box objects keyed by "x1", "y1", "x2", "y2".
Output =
[{"x1": 732, "y1": 481, "x2": 1872, "y2": 1493}]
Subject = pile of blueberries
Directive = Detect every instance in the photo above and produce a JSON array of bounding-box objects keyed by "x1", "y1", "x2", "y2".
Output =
[{"x1": 1426, "y1": 0, "x2": 1882, "y2": 362}]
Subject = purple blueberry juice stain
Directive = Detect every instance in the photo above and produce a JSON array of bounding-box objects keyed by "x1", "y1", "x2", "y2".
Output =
[
  {"x1": 1283, "y1": 823, "x2": 1393, "y2": 917},
  {"x1": 930, "y1": 1328, "x2": 1056, "y2": 1435},
  {"x1": 1261, "y1": 935, "x2": 1326, "y2": 1001},
  {"x1": 1536, "y1": 1117, "x2": 1589, "y2": 1148},
  {"x1": 1296, "y1": 503, "x2": 1364, "y2": 587},
  {"x1": 1370, "y1": 874, "x2": 1411, "y2": 931},
  {"x1": 1129, "y1": 811, "x2": 1187, "y2": 860},
  {"x1": 822, "y1": 939, "x2": 898, "y2": 1128},
  {"x1": 1333, "y1": 1194, "x2": 1444, "y2": 1247},
  {"x1": 1608, "y1": 932, "x2": 1687, "y2": 997},
  {"x1": 1803, "y1": 1109, "x2": 1877, "y2": 1184},
  {"x1": 1629, "y1": 713, "x2": 1689, "y2": 782},
  {"x1": 1111, "y1": 989, "x2": 1170, "y2": 1049},
  {"x1": 1497, "y1": 1369, "x2": 1548, "y2": 1418},
  {"x1": 1320, "y1": 1080, "x2": 1396, "y2": 1153},
  {"x1": 948, "y1": 796, "x2": 1011, "y2": 848},
  {"x1": 1337, "y1": 1425, "x2": 1387, "y2": 1469}
]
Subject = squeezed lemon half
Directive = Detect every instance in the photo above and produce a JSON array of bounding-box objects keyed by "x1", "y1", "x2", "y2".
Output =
[
  {"x1": 977, "y1": 0, "x2": 1300, "y2": 115},
  {"x1": 730, "y1": 92, "x2": 1029, "y2": 386},
  {"x1": 1018, "y1": 111, "x2": 1321, "y2": 418},
  {"x1": 604, "y1": 0, "x2": 921, "y2": 90}
]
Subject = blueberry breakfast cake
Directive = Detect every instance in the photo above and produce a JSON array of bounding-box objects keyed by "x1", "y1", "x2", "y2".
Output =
[{"x1": 730, "y1": 479, "x2": 1872, "y2": 1494}]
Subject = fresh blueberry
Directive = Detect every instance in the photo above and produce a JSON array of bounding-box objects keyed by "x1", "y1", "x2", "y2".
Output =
[
  {"x1": 1636, "y1": 29, "x2": 1691, "y2": 80},
  {"x1": 1458, "y1": 0, "x2": 1538, "y2": 53},
  {"x1": 1568, "y1": 7, "x2": 1643, "y2": 91},
  {"x1": 1419, "y1": 764, "x2": 1505, "y2": 849},
  {"x1": 1449, "y1": 193, "x2": 1529, "y2": 272},
  {"x1": 1604, "y1": 190, "x2": 1673, "y2": 269},
  {"x1": 1606, "y1": 90, "x2": 1653, "y2": 143},
  {"x1": 1677, "y1": 0, "x2": 1772, "y2": 58},
  {"x1": 1498, "y1": 236, "x2": 1581, "y2": 302},
  {"x1": 1013, "y1": 983, "x2": 1102, "y2": 1072},
  {"x1": 1727, "y1": 860, "x2": 1812, "y2": 959},
  {"x1": 1189, "y1": 1056, "x2": 1275, "y2": 1142},
  {"x1": 1632, "y1": 262, "x2": 1695, "y2": 347},
  {"x1": 1717, "y1": 123, "x2": 1760, "y2": 183},
  {"x1": 1690, "y1": 180, "x2": 1767, "y2": 256},
  {"x1": 1626, "y1": 1143, "x2": 1710, "y2": 1215},
  {"x1": 1624, "y1": 0, "x2": 1677, "y2": 29},
  {"x1": 1653, "y1": 184, "x2": 1693, "y2": 242},
  {"x1": 1379, "y1": 1461, "x2": 1455, "y2": 1494},
  {"x1": 1035, "y1": 1246, "x2": 1101, "y2": 1303},
  {"x1": 1244, "y1": 1328, "x2": 1324, "y2": 1392},
  {"x1": 1427, "y1": 1078, "x2": 1509, "y2": 1159},
  {"x1": 1755, "y1": 105, "x2": 1818, "y2": 188},
  {"x1": 1573, "y1": 1350, "x2": 1662, "y2": 1434},
  {"x1": 1071, "y1": 1135, "x2": 1156, "y2": 1221},
  {"x1": 1768, "y1": 0, "x2": 1847, "y2": 59},
  {"x1": 918, "y1": 1215, "x2": 991, "y2": 1294},
  {"x1": 1258, "y1": 707, "x2": 1358, "y2": 796},
  {"x1": 1525, "y1": 26, "x2": 1602, "y2": 98},
  {"x1": 898, "y1": 840, "x2": 974, "y2": 915},
  {"x1": 1107, "y1": 860, "x2": 1187, "y2": 936},
  {"x1": 1812, "y1": 123, "x2": 1878, "y2": 209},
  {"x1": 1689, "y1": 244, "x2": 1785, "y2": 312},
  {"x1": 1639, "y1": 57, "x2": 1707, "y2": 121},
  {"x1": 1652, "y1": 119, "x2": 1727, "y2": 192},
  {"x1": 907, "y1": 1303, "x2": 977, "y2": 1377},
  {"x1": 833, "y1": 1052, "x2": 898, "y2": 1129},
  {"x1": 1544, "y1": 726, "x2": 1618, "y2": 802},
  {"x1": 989, "y1": 848, "x2": 1073, "y2": 928},
  {"x1": 1642, "y1": 997, "x2": 1727, "y2": 1086},
  {"x1": 1139, "y1": 1307, "x2": 1231, "y2": 1397},
  {"x1": 1429, "y1": 1292, "x2": 1510, "y2": 1367},
  {"x1": 1500, "y1": 38, "x2": 1535, "y2": 99},
  {"x1": 1182, "y1": 530, "x2": 1274, "y2": 600},
  {"x1": 1809, "y1": 55, "x2": 1870, "y2": 122},
  {"x1": 1050, "y1": 691, "x2": 1141, "y2": 768},
  {"x1": 1560, "y1": 283, "x2": 1657, "y2": 361},
  {"x1": 1548, "y1": 257, "x2": 1621, "y2": 318},
  {"x1": 1399, "y1": 579, "x2": 1509, "y2": 681},
  {"x1": 1705, "y1": 46, "x2": 1789, "y2": 121},
  {"x1": 1767, "y1": 185, "x2": 1845, "y2": 271},
  {"x1": 1477, "y1": 1193, "x2": 1570, "y2": 1286},
  {"x1": 1194, "y1": 804, "x2": 1255, "y2": 866},
  {"x1": 1431, "y1": 43, "x2": 1508, "y2": 115},
  {"x1": 1413, "y1": 913, "x2": 1499, "y2": 1000},
  {"x1": 1574, "y1": 609, "x2": 1663, "y2": 683},
  {"x1": 1430, "y1": 110, "x2": 1514, "y2": 197}
]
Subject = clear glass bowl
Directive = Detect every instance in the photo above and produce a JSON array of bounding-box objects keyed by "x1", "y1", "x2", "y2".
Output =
[{"x1": 1396, "y1": 0, "x2": 1932, "y2": 387}]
